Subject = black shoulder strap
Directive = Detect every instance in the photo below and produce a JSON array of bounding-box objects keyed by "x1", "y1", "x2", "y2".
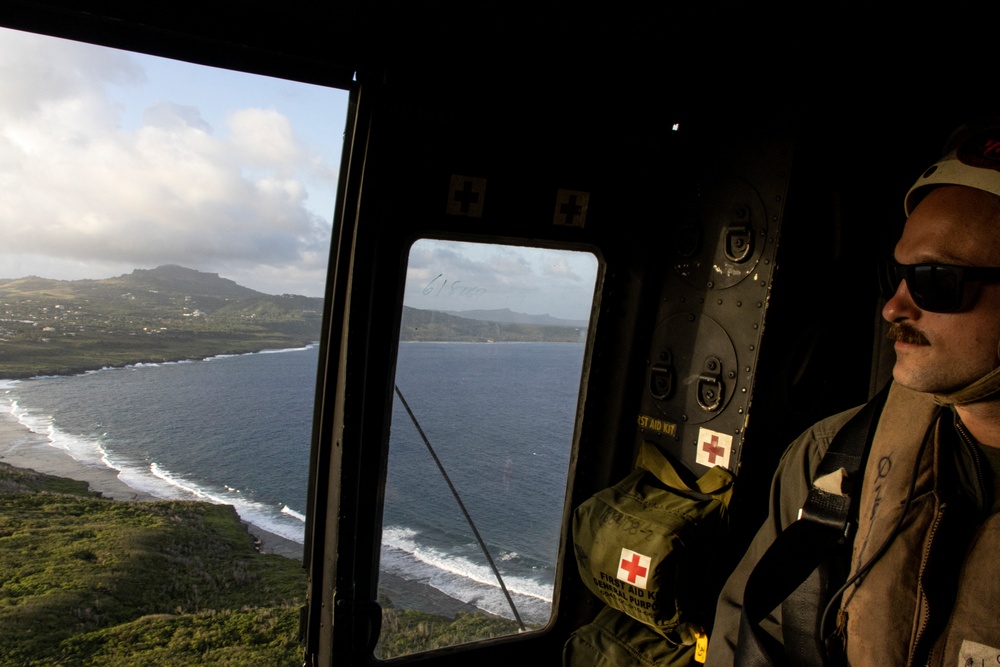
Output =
[{"x1": 734, "y1": 383, "x2": 890, "y2": 667}]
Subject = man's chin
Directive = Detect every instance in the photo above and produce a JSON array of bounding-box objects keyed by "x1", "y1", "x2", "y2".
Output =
[
  {"x1": 892, "y1": 366, "x2": 938, "y2": 395},
  {"x1": 892, "y1": 368, "x2": 967, "y2": 396}
]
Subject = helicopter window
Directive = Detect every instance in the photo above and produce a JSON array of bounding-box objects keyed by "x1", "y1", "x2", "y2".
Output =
[
  {"x1": 0, "y1": 26, "x2": 348, "y2": 665},
  {"x1": 375, "y1": 239, "x2": 599, "y2": 658}
]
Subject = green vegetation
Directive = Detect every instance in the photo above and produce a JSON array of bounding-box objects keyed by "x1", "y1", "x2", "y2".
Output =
[
  {"x1": 0, "y1": 463, "x2": 539, "y2": 665},
  {"x1": 0, "y1": 266, "x2": 323, "y2": 379},
  {"x1": 376, "y1": 603, "x2": 526, "y2": 659},
  {"x1": 59, "y1": 607, "x2": 302, "y2": 667},
  {"x1": 0, "y1": 462, "x2": 306, "y2": 666},
  {"x1": 0, "y1": 265, "x2": 586, "y2": 378}
]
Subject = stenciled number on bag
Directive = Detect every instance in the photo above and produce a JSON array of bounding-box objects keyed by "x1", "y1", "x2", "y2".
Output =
[{"x1": 598, "y1": 506, "x2": 655, "y2": 541}]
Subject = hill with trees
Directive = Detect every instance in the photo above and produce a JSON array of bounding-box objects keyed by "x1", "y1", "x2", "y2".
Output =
[
  {"x1": 0, "y1": 266, "x2": 589, "y2": 378},
  {"x1": 0, "y1": 266, "x2": 323, "y2": 378}
]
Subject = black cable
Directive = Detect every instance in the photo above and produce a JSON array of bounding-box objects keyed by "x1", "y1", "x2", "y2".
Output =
[{"x1": 394, "y1": 384, "x2": 526, "y2": 631}]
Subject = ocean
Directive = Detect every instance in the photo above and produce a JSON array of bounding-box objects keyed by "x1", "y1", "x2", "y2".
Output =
[{"x1": 0, "y1": 341, "x2": 586, "y2": 625}]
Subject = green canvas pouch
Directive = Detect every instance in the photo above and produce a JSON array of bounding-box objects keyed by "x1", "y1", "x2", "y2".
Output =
[
  {"x1": 563, "y1": 606, "x2": 700, "y2": 667},
  {"x1": 571, "y1": 442, "x2": 733, "y2": 637}
]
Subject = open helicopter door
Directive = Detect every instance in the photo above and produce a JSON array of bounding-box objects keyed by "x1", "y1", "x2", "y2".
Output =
[
  {"x1": 302, "y1": 65, "x2": 803, "y2": 666},
  {"x1": 301, "y1": 69, "x2": 610, "y2": 665}
]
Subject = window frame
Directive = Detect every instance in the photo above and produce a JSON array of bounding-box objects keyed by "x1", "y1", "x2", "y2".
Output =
[{"x1": 369, "y1": 236, "x2": 602, "y2": 659}]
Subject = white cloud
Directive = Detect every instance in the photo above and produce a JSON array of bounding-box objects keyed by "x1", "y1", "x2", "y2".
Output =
[
  {"x1": 227, "y1": 108, "x2": 303, "y2": 166},
  {"x1": 142, "y1": 102, "x2": 212, "y2": 132},
  {"x1": 0, "y1": 28, "x2": 143, "y2": 125},
  {"x1": 403, "y1": 240, "x2": 599, "y2": 321}
]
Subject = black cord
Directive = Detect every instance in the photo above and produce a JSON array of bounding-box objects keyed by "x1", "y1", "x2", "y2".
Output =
[{"x1": 394, "y1": 384, "x2": 526, "y2": 631}]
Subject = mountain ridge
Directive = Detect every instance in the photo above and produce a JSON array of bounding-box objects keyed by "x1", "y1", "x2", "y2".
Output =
[
  {"x1": 0, "y1": 266, "x2": 588, "y2": 377},
  {"x1": 1, "y1": 265, "x2": 268, "y2": 301}
]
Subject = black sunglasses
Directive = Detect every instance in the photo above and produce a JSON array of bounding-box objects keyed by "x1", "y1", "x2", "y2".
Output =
[{"x1": 878, "y1": 258, "x2": 1000, "y2": 313}]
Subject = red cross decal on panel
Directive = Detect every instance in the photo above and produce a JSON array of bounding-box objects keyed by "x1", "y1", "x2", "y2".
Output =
[
  {"x1": 702, "y1": 435, "x2": 724, "y2": 463},
  {"x1": 617, "y1": 548, "x2": 651, "y2": 589},
  {"x1": 696, "y1": 427, "x2": 733, "y2": 469}
]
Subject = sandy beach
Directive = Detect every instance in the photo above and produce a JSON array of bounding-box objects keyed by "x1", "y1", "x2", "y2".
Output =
[{"x1": 0, "y1": 408, "x2": 303, "y2": 559}]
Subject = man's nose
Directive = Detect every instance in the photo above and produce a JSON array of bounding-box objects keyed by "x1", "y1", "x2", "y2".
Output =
[{"x1": 882, "y1": 279, "x2": 921, "y2": 322}]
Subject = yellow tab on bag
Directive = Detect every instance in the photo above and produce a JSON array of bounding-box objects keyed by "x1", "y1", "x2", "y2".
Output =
[{"x1": 693, "y1": 628, "x2": 708, "y2": 664}]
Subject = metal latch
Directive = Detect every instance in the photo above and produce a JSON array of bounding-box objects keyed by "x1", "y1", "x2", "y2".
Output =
[
  {"x1": 649, "y1": 350, "x2": 674, "y2": 400},
  {"x1": 725, "y1": 206, "x2": 753, "y2": 263},
  {"x1": 697, "y1": 356, "x2": 724, "y2": 411}
]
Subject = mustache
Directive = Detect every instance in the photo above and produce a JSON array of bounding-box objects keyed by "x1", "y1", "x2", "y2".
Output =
[{"x1": 887, "y1": 323, "x2": 930, "y2": 345}]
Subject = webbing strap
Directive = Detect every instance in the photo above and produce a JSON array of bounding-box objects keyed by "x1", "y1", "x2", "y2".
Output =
[
  {"x1": 734, "y1": 383, "x2": 890, "y2": 667},
  {"x1": 637, "y1": 441, "x2": 734, "y2": 506},
  {"x1": 736, "y1": 519, "x2": 845, "y2": 667}
]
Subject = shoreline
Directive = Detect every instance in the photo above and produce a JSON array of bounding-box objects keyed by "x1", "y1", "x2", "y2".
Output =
[
  {"x1": 0, "y1": 342, "x2": 321, "y2": 382},
  {"x1": 0, "y1": 409, "x2": 499, "y2": 620},
  {"x1": 0, "y1": 408, "x2": 303, "y2": 559}
]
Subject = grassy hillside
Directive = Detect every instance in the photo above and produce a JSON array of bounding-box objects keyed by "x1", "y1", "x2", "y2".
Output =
[
  {"x1": 0, "y1": 463, "x2": 536, "y2": 665},
  {"x1": 0, "y1": 266, "x2": 323, "y2": 379},
  {"x1": 0, "y1": 462, "x2": 306, "y2": 666},
  {"x1": 376, "y1": 604, "x2": 525, "y2": 659}
]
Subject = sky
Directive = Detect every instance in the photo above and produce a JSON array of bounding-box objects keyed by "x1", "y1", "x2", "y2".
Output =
[
  {"x1": 403, "y1": 240, "x2": 598, "y2": 322},
  {"x1": 0, "y1": 27, "x2": 348, "y2": 297},
  {"x1": 0, "y1": 28, "x2": 600, "y2": 320}
]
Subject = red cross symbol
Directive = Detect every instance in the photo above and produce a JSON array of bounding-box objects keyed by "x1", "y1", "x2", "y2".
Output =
[
  {"x1": 702, "y1": 434, "x2": 725, "y2": 464},
  {"x1": 620, "y1": 553, "x2": 648, "y2": 584}
]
